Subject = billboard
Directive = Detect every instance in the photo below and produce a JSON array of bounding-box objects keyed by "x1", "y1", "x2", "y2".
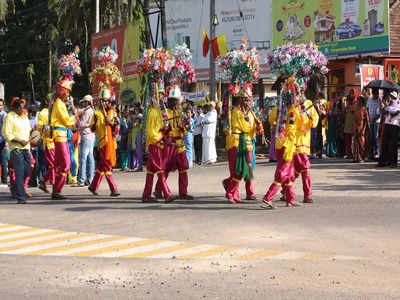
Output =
[
  {"x1": 272, "y1": 0, "x2": 390, "y2": 58},
  {"x1": 150, "y1": 0, "x2": 273, "y2": 80},
  {"x1": 91, "y1": 23, "x2": 140, "y2": 105},
  {"x1": 360, "y1": 64, "x2": 384, "y2": 88}
]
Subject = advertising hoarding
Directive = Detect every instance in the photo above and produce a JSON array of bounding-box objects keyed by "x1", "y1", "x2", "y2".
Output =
[
  {"x1": 360, "y1": 64, "x2": 384, "y2": 88},
  {"x1": 272, "y1": 0, "x2": 390, "y2": 58},
  {"x1": 150, "y1": 0, "x2": 273, "y2": 80}
]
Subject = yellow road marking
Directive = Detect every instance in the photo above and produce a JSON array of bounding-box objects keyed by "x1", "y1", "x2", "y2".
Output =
[
  {"x1": 178, "y1": 247, "x2": 236, "y2": 259},
  {"x1": 70, "y1": 239, "x2": 162, "y2": 257},
  {"x1": 0, "y1": 230, "x2": 65, "y2": 244},
  {"x1": 0, "y1": 233, "x2": 95, "y2": 252},
  {"x1": 298, "y1": 253, "x2": 335, "y2": 260},
  {"x1": 0, "y1": 224, "x2": 17, "y2": 230},
  {"x1": 122, "y1": 243, "x2": 199, "y2": 258},
  {"x1": 236, "y1": 250, "x2": 284, "y2": 260},
  {"x1": 25, "y1": 236, "x2": 127, "y2": 255},
  {"x1": 0, "y1": 227, "x2": 39, "y2": 236}
]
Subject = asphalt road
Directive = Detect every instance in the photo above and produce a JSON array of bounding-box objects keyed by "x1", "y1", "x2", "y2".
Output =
[{"x1": 0, "y1": 158, "x2": 399, "y2": 299}]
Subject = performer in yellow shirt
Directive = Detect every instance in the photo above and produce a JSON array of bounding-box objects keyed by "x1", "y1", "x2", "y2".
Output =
[
  {"x1": 88, "y1": 89, "x2": 120, "y2": 197},
  {"x1": 50, "y1": 79, "x2": 76, "y2": 199},
  {"x1": 38, "y1": 95, "x2": 55, "y2": 193},
  {"x1": 222, "y1": 96, "x2": 252, "y2": 203},
  {"x1": 155, "y1": 86, "x2": 193, "y2": 200},
  {"x1": 142, "y1": 87, "x2": 176, "y2": 203},
  {"x1": 262, "y1": 77, "x2": 302, "y2": 208},
  {"x1": 293, "y1": 89, "x2": 319, "y2": 203}
]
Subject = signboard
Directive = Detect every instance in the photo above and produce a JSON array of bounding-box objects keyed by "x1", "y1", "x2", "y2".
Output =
[
  {"x1": 272, "y1": 0, "x2": 390, "y2": 58},
  {"x1": 360, "y1": 64, "x2": 384, "y2": 88},
  {"x1": 91, "y1": 23, "x2": 140, "y2": 105},
  {"x1": 150, "y1": 0, "x2": 273, "y2": 80}
]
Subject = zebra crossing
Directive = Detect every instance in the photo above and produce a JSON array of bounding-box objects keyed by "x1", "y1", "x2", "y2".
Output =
[{"x1": 0, "y1": 223, "x2": 361, "y2": 261}]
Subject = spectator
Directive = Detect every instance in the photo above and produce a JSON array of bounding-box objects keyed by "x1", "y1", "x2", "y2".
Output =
[
  {"x1": 201, "y1": 102, "x2": 218, "y2": 164},
  {"x1": 334, "y1": 94, "x2": 346, "y2": 157},
  {"x1": 366, "y1": 88, "x2": 382, "y2": 160},
  {"x1": 312, "y1": 92, "x2": 327, "y2": 159},
  {"x1": 183, "y1": 107, "x2": 194, "y2": 168},
  {"x1": 119, "y1": 109, "x2": 131, "y2": 171},
  {"x1": 344, "y1": 89, "x2": 358, "y2": 159},
  {"x1": 76, "y1": 95, "x2": 95, "y2": 186},
  {"x1": 325, "y1": 93, "x2": 340, "y2": 157},
  {"x1": 377, "y1": 91, "x2": 400, "y2": 168},
  {"x1": 353, "y1": 96, "x2": 369, "y2": 163},
  {"x1": 2, "y1": 98, "x2": 31, "y2": 204},
  {"x1": 129, "y1": 110, "x2": 143, "y2": 172},
  {"x1": 0, "y1": 98, "x2": 8, "y2": 185},
  {"x1": 27, "y1": 107, "x2": 39, "y2": 187},
  {"x1": 193, "y1": 106, "x2": 204, "y2": 165}
]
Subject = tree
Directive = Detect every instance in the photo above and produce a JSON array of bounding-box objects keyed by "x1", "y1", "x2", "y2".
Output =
[
  {"x1": 0, "y1": 0, "x2": 26, "y2": 22},
  {"x1": 26, "y1": 63, "x2": 35, "y2": 101}
]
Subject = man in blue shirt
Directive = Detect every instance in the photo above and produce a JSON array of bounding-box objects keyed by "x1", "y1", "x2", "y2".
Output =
[{"x1": 0, "y1": 99, "x2": 8, "y2": 184}]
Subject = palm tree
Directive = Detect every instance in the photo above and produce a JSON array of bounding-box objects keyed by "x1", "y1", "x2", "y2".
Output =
[
  {"x1": 0, "y1": 0, "x2": 26, "y2": 22},
  {"x1": 26, "y1": 63, "x2": 35, "y2": 101}
]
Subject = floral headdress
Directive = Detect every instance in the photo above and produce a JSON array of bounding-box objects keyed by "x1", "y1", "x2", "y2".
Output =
[
  {"x1": 89, "y1": 46, "x2": 123, "y2": 100},
  {"x1": 218, "y1": 40, "x2": 260, "y2": 98},
  {"x1": 57, "y1": 46, "x2": 81, "y2": 90},
  {"x1": 267, "y1": 41, "x2": 328, "y2": 87},
  {"x1": 168, "y1": 44, "x2": 196, "y2": 86}
]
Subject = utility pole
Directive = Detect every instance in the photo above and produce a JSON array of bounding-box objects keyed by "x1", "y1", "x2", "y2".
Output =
[
  {"x1": 209, "y1": 0, "x2": 216, "y2": 102},
  {"x1": 96, "y1": 0, "x2": 100, "y2": 33},
  {"x1": 160, "y1": 0, "x2": 167, "y2": 48}
]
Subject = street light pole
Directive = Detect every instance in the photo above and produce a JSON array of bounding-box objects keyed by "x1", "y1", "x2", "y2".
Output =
[
  {"x1": 96, "y1": 0, "x2": 100, "y2": 33},
  {"x1": 209, "y1": 0, "x2": 216, "y2": 102}
]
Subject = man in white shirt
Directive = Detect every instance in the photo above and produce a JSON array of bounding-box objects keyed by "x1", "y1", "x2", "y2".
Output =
[
  {"x1": 366, "y1": 88, "x2": 381, "y2": 158},
  {"x1": 201, "y1": 101, "x2": 218, "y2": 164},
  {"x1": 193, "y1": 106, "x2": 204, "y2": 165}
]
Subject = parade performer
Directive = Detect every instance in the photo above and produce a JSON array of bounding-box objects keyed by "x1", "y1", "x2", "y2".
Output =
[
  {"x1": 264, "y1": 41, "x2": 328, "y2": 208},
  {"x1": 154, "y1": 86, "x2": 194, "y2": 200},
  {"x1": 142, "y1": 82, "x2": 176, "y2": 203},
  {"x1": 88, "y1": 46, "x2": 122, "y2": 197},
  {"x1": 38, "y1": 95, "x2": 55, "y2": 193},
  {"x1": 293, "y1": 88, "x2": 319, "y2": 203},
  {"x1": 218, "y1": 40, "x2": 260, "y2": 203},
  {"x1": 50, "y1": 48, "x2": 81, "y2": 199},
  {"x1": 243, "y1": 97, "x2": 266, "y2": 200},
  {"x1": 138, "y1": 44, "x2": 195, "y2": 201}
]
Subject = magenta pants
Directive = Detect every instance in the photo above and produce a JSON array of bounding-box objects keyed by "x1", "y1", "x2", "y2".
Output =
[
  {"x1": 264, "y1": 148, "x2": 296, "y2": 204},
  {"x1": 143, "y1": 144, "x2": 171, "y2": 199},
  {"x1": 293, "y1": 153, "x2": 312, "y2": 199},
  {"x1": 89, "y1": 146, "x2": 117, "y2": 192},
  {"x1": 43, "y1": 148, "x2": 55, "y2": 185},
  {"x1": 53, "y1": 141, "x2": 70, "y2": 194}
]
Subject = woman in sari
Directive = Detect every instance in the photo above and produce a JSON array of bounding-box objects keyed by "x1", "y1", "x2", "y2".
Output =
[
  {"x1": 325, "y1": 96, "x2": 338, "y2": 157},
  {"x1": 353, "y1": 96, "x2": 369, "y2": 163}
]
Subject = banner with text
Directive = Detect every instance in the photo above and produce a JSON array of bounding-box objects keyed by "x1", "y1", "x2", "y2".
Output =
[
  {"x1": 272, "y1": 0, "x2": 389, "y2": 58},
  {"x1": 360, "y1": 64, "x2": 384, "y2": 89}
]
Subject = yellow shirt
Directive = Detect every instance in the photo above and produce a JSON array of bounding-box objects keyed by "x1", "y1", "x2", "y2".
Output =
[
  {"x1": 90, "y1": 110, "x2": 108, "y2": 148},
  {"x1": 51, "y1": 98, "x2": 75, "y2": 143},
  {"x1": 145, "y1": 107, "x2": 164, "y2": 147},
  {"x1": 166, "y1": 108, "x2": 185, "y2": 153},
  {"x1": 37, "y1": 108, "x2": 55, "y2": 150},
  {"x1": 226, "y1": 107, "x2": 251, "y2": 151},
  {"x1": 295, "y1": 100, "x2": 319, "y2": 155},
  {"x1": 2, "y1": 111, "x2": 31, "y2": 151},
  {"x1": 268, "y1": 107, "x2": 278, "y2": 126},
  {"x1": 274, "y1": 105, "x2": 298, "y2": 162},
  {"x1": 244, "y1": 112, "x2": 259, "y2": 152}
]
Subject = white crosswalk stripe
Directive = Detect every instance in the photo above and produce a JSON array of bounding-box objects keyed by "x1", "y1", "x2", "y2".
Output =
[
  {"x1": 96, "y1": 241, "x2": 180, "y2": 258},
  {"x1": 0, "y1": 232, "x2": 77, "y2": 248},
  {"x1": 148, "y1": 244, "x2": 218, "y2": 259},
  {"x1": 1, "y1": 234, "x2": 110, "y2": 255},
  {"x1": 0, "y1": 229, "x2": 56, "y2": 241}
]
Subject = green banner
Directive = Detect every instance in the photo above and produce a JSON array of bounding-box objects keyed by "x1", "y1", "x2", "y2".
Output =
[{"x1": 272, "y1": 0, "x2": 389, "y2": 57}]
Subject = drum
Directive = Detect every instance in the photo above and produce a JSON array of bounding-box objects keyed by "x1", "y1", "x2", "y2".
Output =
[{"x1": 30, "y1": 130, "x2": 42, "y2": 147}]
